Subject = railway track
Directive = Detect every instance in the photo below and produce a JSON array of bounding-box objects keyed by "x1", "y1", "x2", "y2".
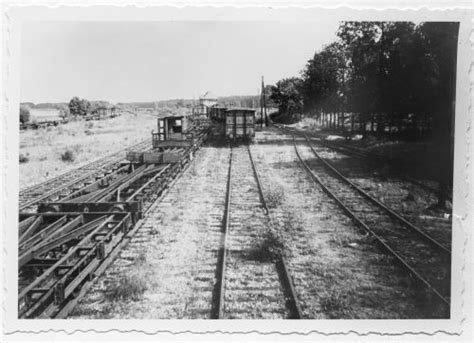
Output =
[
  {"x1": 69, "y1": 141, "x2": 301, "y2": 319},
  {"x1": 214, "y1": 144, "x2": 301, "y2": 319},
  {"x1": 278, "y1": 125, "x2": 444, "y2": 198},
  {"x1": 17, "y1": 130, "x2": 208, "y2": 319},
  {"x1": 19, "y1": 139, "x2": 151, "y2": 211},
  {"x1": 292, "y1": 135, "x2": 451, "y2": 311}
]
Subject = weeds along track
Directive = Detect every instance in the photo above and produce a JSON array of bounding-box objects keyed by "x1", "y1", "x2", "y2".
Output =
[
  {"x1": 216, "y1": 144, "x2": 301, "y2": 319},
  {"x1": 17, "y1": 131, "x2": 208, "y2": 319},
  {"x1": 280, "y1": 125, "x2": 442, "y2": 197},
  {"x1": 253, "y1": 130, "x2": 432, "y2": 318},
  {"x1": 293, "y1": 136, "x2": 451, "y2": 312},
  {"x1": 70, "y1": 142, "x2": 301, "y2": 319},
  {"x1": 303, "y1": 136, "x2": 452, "y2": 248},
  {"x1": 19, "y1": 139, "x2": 151, "y2": 211},
  {"x1": 69, "y1": 145, "x2": 230, "y2": 319}
]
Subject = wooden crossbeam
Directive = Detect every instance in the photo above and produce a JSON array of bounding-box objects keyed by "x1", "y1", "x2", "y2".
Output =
[
  {"x1": 19, "y1": 215, "x2": 68, "y2": 252},
  {"x1": 19, "y1": 216, "x2": 37, "y2": 237},
  {"x1": 19, "y1": 216, "x2": 43, "y2": 244}
]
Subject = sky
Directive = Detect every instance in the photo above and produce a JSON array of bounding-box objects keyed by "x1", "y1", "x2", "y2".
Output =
[{"x1": 21, "y1": 20, "x2": 340, "y2": 103}]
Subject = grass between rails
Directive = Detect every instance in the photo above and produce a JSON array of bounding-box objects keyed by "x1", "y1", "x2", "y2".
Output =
[
  {"x1": 70, "y1": 147, "x2": 229, "y2": 319},
  {"x1": 19, "y1": 112, "x2": 157, "y2": 188},
  {"x1": 250, "y1": 133, "x2": 435, "y2": 319}
]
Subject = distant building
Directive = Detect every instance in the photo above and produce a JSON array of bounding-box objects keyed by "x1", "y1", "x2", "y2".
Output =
[
  {"x1": 194, "y1": 91, "x2": 218, "y2": 116},
  {"x1": 29, "y1": 108, "x2": 61, "y2": 122}
]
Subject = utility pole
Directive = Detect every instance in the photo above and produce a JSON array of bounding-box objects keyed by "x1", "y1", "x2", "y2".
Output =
[
  {"x1": 261, "y1": 76, "x2": 268, "y2": 127},
  {"x1": 259, "y1": 86, "x2": 263, "y2": 129}
]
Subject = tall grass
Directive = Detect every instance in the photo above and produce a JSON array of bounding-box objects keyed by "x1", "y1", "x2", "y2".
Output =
[{"x1": 105, "y1": 251, "x2": 149, "y2": 302}]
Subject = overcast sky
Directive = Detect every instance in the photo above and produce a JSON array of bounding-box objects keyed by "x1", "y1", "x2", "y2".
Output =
[{"x1": 21, "y1": 20, "x2": 340, "y2": 103}]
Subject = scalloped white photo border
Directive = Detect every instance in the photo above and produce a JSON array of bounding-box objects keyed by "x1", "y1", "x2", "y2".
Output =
[{"x1": 1, "y1": 1, "x2": 472, "y2": 341}]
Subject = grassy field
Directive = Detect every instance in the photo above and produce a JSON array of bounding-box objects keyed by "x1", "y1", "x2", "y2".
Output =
[{"x1": 19, "y1": 112, "x2": 157, "y2": 189}]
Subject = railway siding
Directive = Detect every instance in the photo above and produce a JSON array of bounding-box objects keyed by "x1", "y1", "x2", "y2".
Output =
[
  {"x1": 222, "y1": 145, "x2": 289, "y2": 319},
  {"x1": 251, "y1": 128, "x2": 443, "y2": 318},
  {"x1": 292, "y1": 134, "x2": 450, "y2": 315},
  {"x1": 19, "y1": 139, "x2": 151, "y2": 212},
  {"x1": 20, "y1": 125, "x2": 452, "y2": 319},
  {"x1": 70, "y1": 146, "x2": 229, "y2": 319},
  {"x1": 303, "y1": 136, "x2": 452, "y2": 249}
]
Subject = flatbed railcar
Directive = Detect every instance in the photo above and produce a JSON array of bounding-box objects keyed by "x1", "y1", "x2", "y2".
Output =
[
  {"x1": 126, "y1": 113, "x2": 209, "y2": 165},
  {"x1": 125, "y1": 106, "x2": 256, "y2": 166}
]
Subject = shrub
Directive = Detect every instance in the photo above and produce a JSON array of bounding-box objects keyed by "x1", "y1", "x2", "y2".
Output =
[
  {"x1": 251, "y1": 225, "x2": 290, "y2": 262},
  {"x1": 61, "y1": 149, "x2": 76, "y2": 162},
  {"x1": 19, "y1": 153, "x2": 29, "y2": 164},
  {"x1": 105, "y1": 252, "x2": 148, "y2": 302},
  {"x1": 59, "y1": 106, "x2": 70, "y2": 120},
  {"x1": 19, "y1": 105, "x2": 31, "y2": 124},
  {"x1": 281, "y1": 211, "x2": 303, "y2": 234},
  {"x1": 265, "y1": 185, "x2": 285, "y2": 209},
  {"x1": 105, "y1": 273, "x2": 148, "y2": 302},
  {"x1": 320, "y1": 287, "x2": 352, "y2": 318}
]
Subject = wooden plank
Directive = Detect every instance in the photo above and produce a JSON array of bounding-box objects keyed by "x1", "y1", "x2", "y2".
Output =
[
  {"x1": 18, "y1": 215, "x2": 114, "y2": 302},
  {"x1": 18, "y1": 216, "x2": 36, "y2": 237},
  {"x1": 18, "y1": 216, "x2": 104, "y2": 268},
  {"x1": 18, "y1": 216, "x2": 43, "y2": 244},
  {"x1": 64, "y1": 258, "x2": 100, "y2": 299},
  {"x1": 37, "y1": 202, "x2": 140, "y2": 214},
  {"x1": 19, "y1": 215, "x2": 68, "y2": 251}
]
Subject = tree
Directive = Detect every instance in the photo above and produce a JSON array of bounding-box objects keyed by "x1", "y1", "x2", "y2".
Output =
[
  {"x1": 270, "y1": 77, "x2": 303, "y2": 119},
  {"x1": 301, "y1": 42, "x2": 347, "y2": 116},
  {"x1": 415, "y1": 22, "x2": 459, "y2": 207},
  {"x1": 19, "y1": 105, "x2": 31, "y2": 124},
  {"x1": 59, "y1": 105, "x2": 70, "y2": 120},
  {"x1": 69, "y1": 97, "x2": 91, "y2": 117}
]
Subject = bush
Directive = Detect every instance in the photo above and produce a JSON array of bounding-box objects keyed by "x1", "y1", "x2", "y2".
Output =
[
  {"x1": 105, "y1": 273, "x2": 148, "y2": 302},
  {"x1": 251, "y1": 225, "x2": 290, "y2": 262},
  {"x1": 19, "y1": 105, "x2": 31, "y2": 124},
  {"x1": 320, "y1": 287, "x2": 352, "y2": 318},
  {"x1": 59, "y1": 106, "x2": 70, "y2": 120},
  {"x1": 265, "y1": 185, "x2": 285, "y2": 208},
  {"x1": 19, "y1": 153, "x2": 29, "y2": 164},
  {"x1": 61, "y1": 149, "x2": 76, "y2": 162},
  {"x1": 105, "y1": 252, "x2": 148, "y2": 302}
]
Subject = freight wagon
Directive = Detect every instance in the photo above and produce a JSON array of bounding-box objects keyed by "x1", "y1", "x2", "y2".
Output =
[
  {"x1": 209, "y1": 106, "x2": 227, "y2": 123},
  {"x1": 224, "y1": 108, "x2": 255, "y2": 140}
]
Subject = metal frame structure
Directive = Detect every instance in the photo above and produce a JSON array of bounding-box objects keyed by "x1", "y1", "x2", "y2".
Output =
[{"x1": 18, "y1": 126, "x2": 209, "y2": 319}]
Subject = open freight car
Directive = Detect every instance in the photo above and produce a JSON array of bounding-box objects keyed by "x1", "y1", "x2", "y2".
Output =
[
  {"x1": 209, "y1": 106, "x2": 227, "y2": 123},
  {"x1": 224, "y1": 108, "x2": 255, "y2": 140}
]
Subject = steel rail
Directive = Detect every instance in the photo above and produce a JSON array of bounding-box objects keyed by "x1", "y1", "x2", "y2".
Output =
[
  {"x1": 51, "y1": 132, "x2": 208, "y2": 319},
  {"x1": 19, "y1": 129, "x2": 208, "y2": 318},
  {"x1": 293, "y1": 137, "x2": 450, "y2": 307},
  {"x1": 213, "y1": 145, "x2": 232, "y2": 319},
  {"x1": 280, "y1": 124, "x2": 444, "y2": 198},
  {"x1": 303, "y1": 135, "x2": 451, "y2": 255},
  {"x1": 310, "y1": 136, "x2": 443, "y2": 196},
  {"x1": 20, "y1": 139, "x2": 149, "y2": 193},
  {"x1": 247, "y1": 144, "x2": 303, "y2": 319},
  {"x1": 19, "y1": 139, "x2": 150, "y2": 209}
]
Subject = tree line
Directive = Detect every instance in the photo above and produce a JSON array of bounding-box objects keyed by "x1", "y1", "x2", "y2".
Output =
[
  {"x1": 270, "y1": 22, "x2": 459, "y2": 140},
  {"x1": 269, "y1": 21, "x2": 459, "y2": 207},
  {"x1": 20, "y1": 98, "x2": 115, "y2": 123}
]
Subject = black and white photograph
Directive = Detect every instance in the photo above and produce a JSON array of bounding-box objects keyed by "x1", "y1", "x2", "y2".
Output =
[{"x1": 1, "y1": 2, "x2": 473, "y2": 341}]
